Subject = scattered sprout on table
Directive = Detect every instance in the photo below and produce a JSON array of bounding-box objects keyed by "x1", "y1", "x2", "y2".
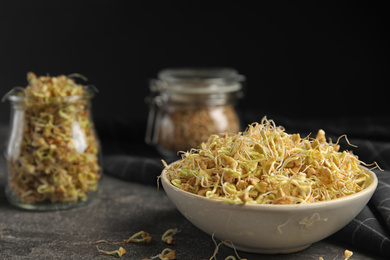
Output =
[
  {"x1": 163, "y1": 116, "x2": 381, "y2": 205},
  {"x1": 161, "y1": 228, "x2": 179, "y2": 245},
  {"x1": 143, "y1": 248, "x2": 177, "y2": 260},
  {"x1": 344, "y1": 249, "x2": 353, "y2": 260},
  {"x1": 97, "y1": 246, "x2": 126, "y2": 258},
  {"x1": 92, "y1": 230, "x2": 152, "y2": 245},
  {"x1": 209, "y1": 234, "x2": 247, "y2": 260},
  {"x1": 319, "y1": 249, "x2": 353, "y2": 260},
  {"x1": 122, "y1": 230, "x2": 152, "y2": 244}
]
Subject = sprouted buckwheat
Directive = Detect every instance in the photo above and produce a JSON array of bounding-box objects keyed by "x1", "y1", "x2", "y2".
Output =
[{"x1": 163, "y1": 116, "x2": 380, "y2": 205}]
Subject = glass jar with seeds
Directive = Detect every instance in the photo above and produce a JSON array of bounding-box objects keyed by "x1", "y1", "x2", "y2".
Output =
[{"x1": 146, "y1": 67, "x2": 245, "y2": 157}]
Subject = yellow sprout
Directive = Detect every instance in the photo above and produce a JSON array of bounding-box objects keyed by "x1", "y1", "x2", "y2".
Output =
[
  {"x1": 161, "y1": 228, "x2": 178, "y2": 245},
  {"x1": 344, "y1": 249, "x2": 353, "y2": 260},
  {"x1": 319, "y1": 249, "x2": 353, "y2": 260},
  {"x1": 97, "y1": 246, "x2": 126, "y2": 258},
  {"x1": 158, "y1": 248, "x2": 176, "y2": 260},
  {"x1": 92, "y1": 231, "x2": 152, "y2": 245},
  {"x1": 209, "y1": 234, "x2": 247, "y2": 260},
  {"x1": 143, "y1": 248, "x2": 176, "y2": 260},
  {"x1": 123, "y1": 231, "x2": 152, "y2": 244}
]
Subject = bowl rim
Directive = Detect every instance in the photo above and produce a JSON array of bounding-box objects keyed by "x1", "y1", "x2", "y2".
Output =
[{"x1": 161, "y1": 164, "x2": 378, "y2": 211}]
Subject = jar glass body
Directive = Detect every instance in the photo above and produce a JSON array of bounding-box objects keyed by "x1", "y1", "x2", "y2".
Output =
[
  {"x1": 146, "y1": 68, "x2": 244, "y2": 157},
  {"x1": 5, "y1": 94, "x2": 102, "y2": 211},
  {"x1": 156, "y1": 99, "x2": 240, "y2": 155}
]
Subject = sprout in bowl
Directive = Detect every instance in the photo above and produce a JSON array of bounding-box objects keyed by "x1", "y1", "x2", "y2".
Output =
[{"x1": 160, "y1": 117, "x2": 380, "y2": 253}]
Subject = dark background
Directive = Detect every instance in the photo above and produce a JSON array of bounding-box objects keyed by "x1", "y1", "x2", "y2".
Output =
[{"x1": 0, "y1": 0, "x2": 389, "y2": 147}]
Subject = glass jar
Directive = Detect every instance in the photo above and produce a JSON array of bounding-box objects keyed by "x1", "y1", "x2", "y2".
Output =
[
  {"x1": 4, "y1": 85, "x2": 102, "y2": 211},
  {"x1": 146, "y1": 67, "x2": 245, "y2": 157}
]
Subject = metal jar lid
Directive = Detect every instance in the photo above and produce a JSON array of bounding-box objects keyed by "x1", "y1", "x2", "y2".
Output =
[{"x1": 150, "y1": 67, "x2": 245, "y2": 95}]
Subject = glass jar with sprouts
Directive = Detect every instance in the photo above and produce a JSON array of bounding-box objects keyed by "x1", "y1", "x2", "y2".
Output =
[{"x1": 3, "y1": 72, "x2": 102, "y2": 211}]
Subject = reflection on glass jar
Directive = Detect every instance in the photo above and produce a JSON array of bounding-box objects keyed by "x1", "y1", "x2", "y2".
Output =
[
  {"x1": 4, "y1": 73, "x2": 102, "y2": 211},
  {"x1": 146, "y1": 68, "x2": 245, "y2": 156}
]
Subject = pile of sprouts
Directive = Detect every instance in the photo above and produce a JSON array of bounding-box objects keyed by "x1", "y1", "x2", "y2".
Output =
[
  {"x1": 5, "y1": 72, "x2": 101, "y2": 204},
  {"x1": 163, "y1": 117, "x2": 378, "y2": 204}
]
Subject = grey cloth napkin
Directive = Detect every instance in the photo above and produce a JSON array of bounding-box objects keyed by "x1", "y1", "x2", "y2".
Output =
[
  {"x1": 330, "y1": 171, "x2": 390, "y2": 257},
  {"x1": 103, "y1": 155, "x2": 172, "y2": 185}
]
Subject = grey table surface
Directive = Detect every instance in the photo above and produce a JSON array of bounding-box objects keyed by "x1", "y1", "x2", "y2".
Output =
[{"x1": 0, "y1": 125, "x2": 385, "y2": 260}]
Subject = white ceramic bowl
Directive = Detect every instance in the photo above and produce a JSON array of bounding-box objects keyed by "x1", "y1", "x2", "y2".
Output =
[{"x1": 161, "y1": 166, "x2": 378, "y2": 254}]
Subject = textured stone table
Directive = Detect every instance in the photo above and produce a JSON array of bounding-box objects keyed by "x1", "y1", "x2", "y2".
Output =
[
  {"x1": 0, "y1": 125, "x2": 385, "y2": 260},
  {"x1": 0, "y1": 174, "x2": 384, "y2": 260}
]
